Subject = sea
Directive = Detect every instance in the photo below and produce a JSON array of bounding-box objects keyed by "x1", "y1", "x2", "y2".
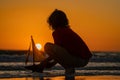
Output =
[{"x1": 0, "y1": 50, "x2": 120, "y2": 78}]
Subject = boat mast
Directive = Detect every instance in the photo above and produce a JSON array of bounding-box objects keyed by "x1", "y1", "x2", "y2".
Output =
[{"x1": 31, "y1": 36, "x2": 35, "y2": 65}]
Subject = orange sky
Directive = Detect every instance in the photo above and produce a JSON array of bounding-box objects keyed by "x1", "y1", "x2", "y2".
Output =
[{"x1": 0, "y1": 0, "x2": 120, "y2": 52}]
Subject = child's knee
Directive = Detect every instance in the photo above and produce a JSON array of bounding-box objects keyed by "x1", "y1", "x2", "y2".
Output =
[{"x1": 44, "y1": 42, "x2": 53, "y2": 51}]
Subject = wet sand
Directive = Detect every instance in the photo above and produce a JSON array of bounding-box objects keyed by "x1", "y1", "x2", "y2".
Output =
[{"x1": 0, "y1": 76, "x2": 120, "y2": 80}]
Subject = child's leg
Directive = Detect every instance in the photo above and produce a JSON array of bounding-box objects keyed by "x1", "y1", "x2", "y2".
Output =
[
  {"x1": 45, "y1": 59, "x2": 57, "y2": 68},
  {"x1": 65, "y1": 67, "x2": 75, "y2": 74},
  {"x1": 65, "y1": 67, "x2": 75, "y2": 80}
]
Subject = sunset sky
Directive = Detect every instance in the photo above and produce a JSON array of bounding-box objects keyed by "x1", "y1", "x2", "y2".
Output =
[{"x1": 0, "y1": 0, "x2": 120, "y2": 52}]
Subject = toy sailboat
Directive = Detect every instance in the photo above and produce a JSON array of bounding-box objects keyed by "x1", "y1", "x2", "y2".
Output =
[{"x1": 25, "y1": 36, "x2": 46, "y2": 65}]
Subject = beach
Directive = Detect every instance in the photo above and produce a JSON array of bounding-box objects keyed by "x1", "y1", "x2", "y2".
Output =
[{"x1": 0, "y1": 51, "x2": 120, "y2": 80}]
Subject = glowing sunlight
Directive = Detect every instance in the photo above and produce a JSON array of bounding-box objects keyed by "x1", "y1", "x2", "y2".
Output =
[{"x1": 36, "y1": 43, "x2": 42, "y2": 50}]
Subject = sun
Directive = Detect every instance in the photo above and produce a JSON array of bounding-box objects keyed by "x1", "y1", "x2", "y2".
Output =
[{"x1": 36, "y1": 43, "x2": 42, "y2": 50}]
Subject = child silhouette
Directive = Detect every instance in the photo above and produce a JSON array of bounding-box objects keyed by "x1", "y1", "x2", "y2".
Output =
[{"x1": 25, "y1": 9, "x2": 92, "y2": 75}]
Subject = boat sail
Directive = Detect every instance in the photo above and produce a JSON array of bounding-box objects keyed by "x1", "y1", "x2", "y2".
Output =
[{"x1": 25, "y1": 36, "x2": 46, "y2": 65}]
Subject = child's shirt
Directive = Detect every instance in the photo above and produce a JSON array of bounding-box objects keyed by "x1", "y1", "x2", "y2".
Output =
[{"x1": 52, "y1": 27, "x2": 92, "y2": 59}]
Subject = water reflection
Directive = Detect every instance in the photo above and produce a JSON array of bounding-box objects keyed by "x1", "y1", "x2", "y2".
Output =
[
  {"x1": 0, "y1": 76, "x2": 75, "y2": 80},
  {"x1": 0, "y1": 76, "x2": 120, "y2": 80},
  {"x1": 27, "y1": 75, "x2": 75, "y2": 80}
]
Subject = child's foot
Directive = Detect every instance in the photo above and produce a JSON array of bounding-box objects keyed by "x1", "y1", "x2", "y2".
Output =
[{"x1": 25, "y1": 65, "x2": 43, "y2": 73}]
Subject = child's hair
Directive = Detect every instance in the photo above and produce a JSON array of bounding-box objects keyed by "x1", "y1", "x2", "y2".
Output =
[{"x1": 47, "y1": 9, "x2": 69, "y2": 30}]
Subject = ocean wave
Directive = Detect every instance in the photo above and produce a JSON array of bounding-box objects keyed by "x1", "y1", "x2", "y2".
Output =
[{"x1": 0, "y1": 52, "x2": 120, "y2": 77}]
